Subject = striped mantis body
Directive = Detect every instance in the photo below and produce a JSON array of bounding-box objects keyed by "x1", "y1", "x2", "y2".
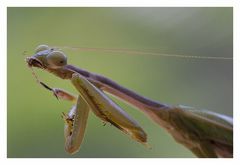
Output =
[{"x1": 26, "y1": 45, "x2": 233, "y2": 158}]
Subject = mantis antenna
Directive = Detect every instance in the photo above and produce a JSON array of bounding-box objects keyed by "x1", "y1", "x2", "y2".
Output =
[{"x1": 52, "y1": 45, "x2": 233, "y2": 60}]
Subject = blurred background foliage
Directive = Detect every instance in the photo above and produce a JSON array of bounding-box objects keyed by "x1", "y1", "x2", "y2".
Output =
[{"x1": 7, "y1": 7, "x2": 232, "y2": 158}]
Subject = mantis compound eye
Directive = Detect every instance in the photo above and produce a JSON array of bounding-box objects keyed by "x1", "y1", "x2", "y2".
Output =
[
  {"x1": 47, "y1": 50, "x2": 67, "y2": 69},
  {"x1": 35, "y1": 44, "x2": 50, "y2": 53}
]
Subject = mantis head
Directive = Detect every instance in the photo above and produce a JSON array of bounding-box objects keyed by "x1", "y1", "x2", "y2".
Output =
[{"x1": 26, "y1": 44, "x2": 67, "y2": 69}]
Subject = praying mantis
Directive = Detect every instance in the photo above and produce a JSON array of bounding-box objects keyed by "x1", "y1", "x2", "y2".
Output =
[{"x1": 26, "y1": 44, "x2": 233, "y2": 158}]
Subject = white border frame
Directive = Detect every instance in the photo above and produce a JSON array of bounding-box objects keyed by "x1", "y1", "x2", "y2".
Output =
[{"x1": 1, "y1": 0, "x2": 239, "y2": 164}]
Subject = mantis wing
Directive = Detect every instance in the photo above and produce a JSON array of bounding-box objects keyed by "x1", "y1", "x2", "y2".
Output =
[
  {"x1": 165, "y1": 106, "x2": 233, "y2": 157},
  {"x1": 71, "y1": 73, "x2": 147, "y2": 145}
]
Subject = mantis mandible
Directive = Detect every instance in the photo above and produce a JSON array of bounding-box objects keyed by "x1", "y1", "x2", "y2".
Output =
[{"x1": 26, "y1": 44, "x2": 233, "y2": 158}]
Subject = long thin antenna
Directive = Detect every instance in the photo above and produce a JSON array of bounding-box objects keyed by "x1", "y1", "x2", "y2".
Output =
[{"x1": 53, "y1": 45, "x2": 233, "y2": 60}]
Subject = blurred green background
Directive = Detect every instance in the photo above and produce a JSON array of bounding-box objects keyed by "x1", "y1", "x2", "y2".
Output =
[{"x1": 7, "y1": 7, "x2": 233, "y2": 158}]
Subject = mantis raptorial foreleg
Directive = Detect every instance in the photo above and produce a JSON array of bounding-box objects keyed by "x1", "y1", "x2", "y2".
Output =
[
  {"x1": 71, "y1": 73, "x2": 148, "y2": 146},
  {"x1": 62, "y1": 95, "x2": 90, "y2": 154},
  {"x1": 39, "y1": 82, "x2": 90, "y2": 154},
  {"x1": 39, "y1": 82, "x2": 76, "y2": 102},
  {"x1": 39, "y1": 78, "x2": 148, "y2": 152}
]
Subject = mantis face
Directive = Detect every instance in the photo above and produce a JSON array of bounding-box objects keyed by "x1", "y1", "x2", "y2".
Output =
[{"x1": 26, "y1": 45, "x2": 67, "y2": 69}]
